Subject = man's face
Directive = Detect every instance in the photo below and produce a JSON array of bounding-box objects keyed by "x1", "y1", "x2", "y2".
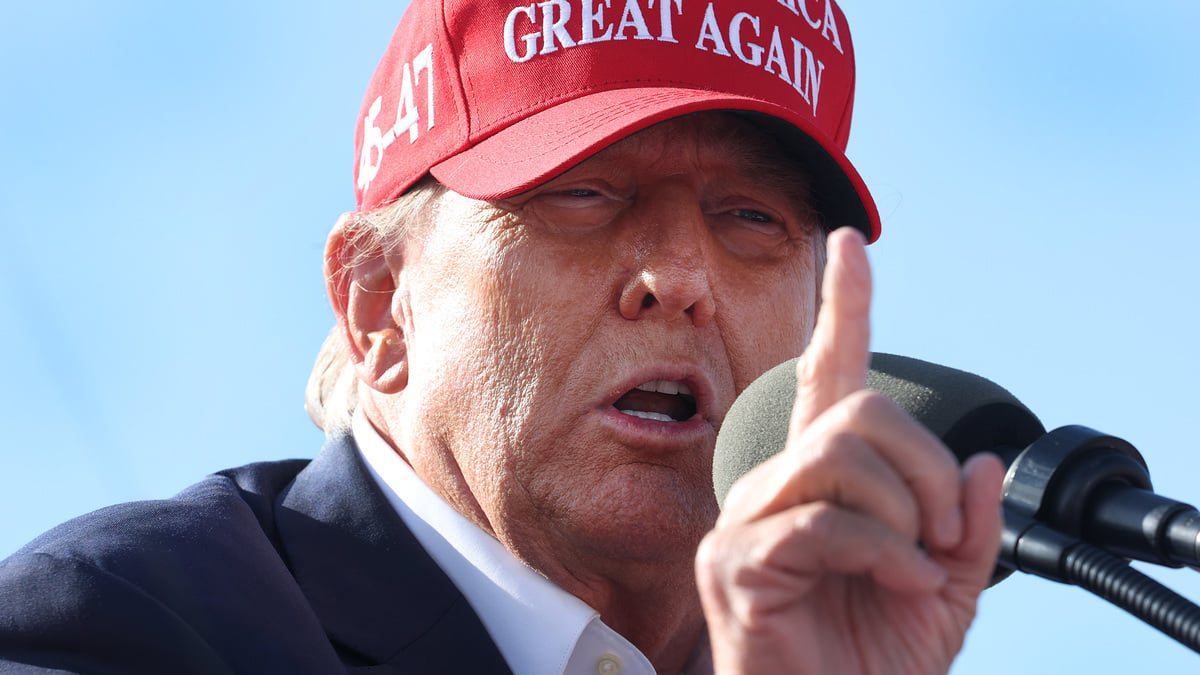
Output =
[{"x1": 390, "y1": 113, "x2": 824, "y2": 579}]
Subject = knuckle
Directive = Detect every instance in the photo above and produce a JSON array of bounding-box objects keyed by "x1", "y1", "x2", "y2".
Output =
[
  {"x1": 694, "y1": 530, "x2": 739, "y2": 611},
  {"x1": 694, "y1": 529, "x2": 723, "y2": 579},
  {"x1": 696, "y1": 526, "x2": 752, "y2": 591},
  {"x1": 795, "y1": 351, "x2": 819, "y2": 381},
  {"x1": 794, "y1": 501, "x2": 842, "y2": 542},
  {"x1": 803, "y1": 432, "x2": 864, "y2": 477},
  {"x1": 723, "y1": 473, "x2": 753, "y2": 505},
  {"x1": 842, "y1": 389, "x2": 895, "y2": 419}
]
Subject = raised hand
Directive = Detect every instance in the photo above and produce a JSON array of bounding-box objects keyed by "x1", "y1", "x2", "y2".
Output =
[{"x1": 696, "y1": 228, "x2": 1005, "y2": 675}]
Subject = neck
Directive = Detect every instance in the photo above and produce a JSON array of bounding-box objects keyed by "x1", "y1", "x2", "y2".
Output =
[
  {"x1": 362, "y1": 397, "x2": 711, "y2": 671},
  {"x1": 603, "y1": 589, "x2": 707, "y2": 674},
  {"x1": 529, "y1": 546, "x2": 709, "y2": 673}
]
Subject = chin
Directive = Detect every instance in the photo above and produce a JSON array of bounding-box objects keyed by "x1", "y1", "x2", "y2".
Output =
[{"x1": 564, "y1": 470, "x2": 720, "y2": 563}]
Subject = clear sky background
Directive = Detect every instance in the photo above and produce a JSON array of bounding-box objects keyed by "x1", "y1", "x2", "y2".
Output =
[{"x1": 2, "y1": 1, "x2": 1198, "y2": 672}]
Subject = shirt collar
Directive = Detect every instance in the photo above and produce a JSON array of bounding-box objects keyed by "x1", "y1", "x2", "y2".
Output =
[{"x1": 353, "y1": 408, "x2": 665, "y2": 674}]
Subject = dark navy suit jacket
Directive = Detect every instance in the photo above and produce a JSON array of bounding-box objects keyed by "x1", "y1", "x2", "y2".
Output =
[{"x1": 0, "y1": 435, "x2": 513, "y2": 674}]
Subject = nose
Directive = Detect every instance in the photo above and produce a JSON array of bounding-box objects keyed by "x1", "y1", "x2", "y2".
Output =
[{"x1": 618, "y1": 187, "x2": 717, "y2": 326}]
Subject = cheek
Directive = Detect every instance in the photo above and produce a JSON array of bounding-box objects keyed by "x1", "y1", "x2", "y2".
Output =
[
  {"x1": 398, "y1": 254, "x2": 558, "y2": 517},
  {"x1": 718, "y1": 257, "x2": 819, "y2": 394},
  {"x1": 410, "y1": 235, "x2": 596, "y2": 440}
]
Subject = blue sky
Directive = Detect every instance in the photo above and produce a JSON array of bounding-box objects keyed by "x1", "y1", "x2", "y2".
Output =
[{"x1": 2, "y1": 1, "x2": 1199, "y2": 671}]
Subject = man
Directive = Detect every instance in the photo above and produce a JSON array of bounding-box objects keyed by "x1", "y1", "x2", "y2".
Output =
[{"x1": 0, "y1": 0, "x2": 1004, "y2": 673}]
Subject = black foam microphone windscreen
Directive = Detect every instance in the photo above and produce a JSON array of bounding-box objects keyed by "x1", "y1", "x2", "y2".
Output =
[{"x1": 712, "y1": 352, "x2": 1046, "y2": 507}]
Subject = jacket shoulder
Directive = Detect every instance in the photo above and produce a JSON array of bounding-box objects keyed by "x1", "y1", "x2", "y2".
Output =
[
  {"x1": 13, "y1": 457, "x2": 309, "y2": 564},
  {"x1": 0, "y1": 458, "x2": 344, "y2": 674}
]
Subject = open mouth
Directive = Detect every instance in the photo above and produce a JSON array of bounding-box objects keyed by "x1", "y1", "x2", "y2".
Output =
[{"x1": 613, "y1": 380, "x2": 698, "y2": 423}]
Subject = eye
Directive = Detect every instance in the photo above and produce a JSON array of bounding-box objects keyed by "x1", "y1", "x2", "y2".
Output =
[
  {"x1": 723, "y1": 206, "x2": 787, "y2": 236},
  {"x1": 532, "y1": 185, "x2": 620, "y2": 208},
  {"x1": 547, "y1": 188, "x2": 605, "y2": 205},
  {"x1": 520, "y1": 183, "x2": 627, "y2": 232},
  {"x1": 710, "y1": 203, "x2": 793, "y2": 258},
  {"x1": 732, "y1": 208, "x2": 774, "y2": 224}
]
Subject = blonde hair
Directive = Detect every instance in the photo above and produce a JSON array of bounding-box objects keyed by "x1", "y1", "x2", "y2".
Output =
[{"x1": 305, "y1": 175, "x2": 446, "y2": 433}]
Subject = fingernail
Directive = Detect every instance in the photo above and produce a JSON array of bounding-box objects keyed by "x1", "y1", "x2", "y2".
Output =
[
  {"x1": 918, "y1": 554, "x2": 948, "y2": 587},
  {"x1": 937, "y1": 510, "x2": 963, "y2": 547}
]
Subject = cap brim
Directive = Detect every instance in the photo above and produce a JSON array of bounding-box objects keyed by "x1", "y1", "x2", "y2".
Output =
[{"x1": 430, "y1": 87, "x2": 880, "y2": 243}]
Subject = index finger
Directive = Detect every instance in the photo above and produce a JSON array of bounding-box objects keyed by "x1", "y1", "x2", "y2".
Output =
[{"x1": 791, "y1": 227, "x2": 872, "y2": 433}]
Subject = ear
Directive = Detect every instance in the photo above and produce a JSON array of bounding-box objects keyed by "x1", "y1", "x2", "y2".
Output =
[{"x1": 324, "y1": 213, "x2": 409, "y2": 395}]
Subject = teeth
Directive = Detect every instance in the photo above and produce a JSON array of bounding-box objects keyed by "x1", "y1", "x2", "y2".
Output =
[
  {"x1": 620, "y1": 410, "x2": 675, "y2": 423},
  {"x1": 634, "y1": 380, "x2": 692, "y2": 396}
]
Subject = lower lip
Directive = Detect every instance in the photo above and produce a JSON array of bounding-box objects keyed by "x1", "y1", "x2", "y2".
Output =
[{"x1": 595, "y1": 406, "x2": 714, "y2": 448}]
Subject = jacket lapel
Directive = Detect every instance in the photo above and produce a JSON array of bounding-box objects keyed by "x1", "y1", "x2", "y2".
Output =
[{"x1": 275, "y1": 434, "x2": 511, "y2": 674}]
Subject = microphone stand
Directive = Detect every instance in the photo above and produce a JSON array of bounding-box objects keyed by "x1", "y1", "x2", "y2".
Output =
[
  {"x1": 1002, "y1": 508, "x2": 1200, "y2": 653},
  {"x1": 788, "y1": 353, "x2": 1200, "y2": 652},
  {"x1": 998, "y1": 425, "x2": 1200, "y2": 654}
]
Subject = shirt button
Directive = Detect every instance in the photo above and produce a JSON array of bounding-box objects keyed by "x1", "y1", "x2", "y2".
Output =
[{"x1": 596, "y1": 652, "x2": 622, "y2": 675}]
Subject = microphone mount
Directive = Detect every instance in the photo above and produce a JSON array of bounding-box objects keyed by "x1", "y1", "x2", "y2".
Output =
[
  {"x1": 1004, "y1": 424, "x2": 1200, "y2": 569},
  {"x1": 714, "y1": 353, "x2": 1200, "y2": 653}
]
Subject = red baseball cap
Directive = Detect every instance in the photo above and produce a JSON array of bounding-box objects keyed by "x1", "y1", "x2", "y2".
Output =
[{"x1": 354, "y1": 0, "x2": 880, "y2": 242}]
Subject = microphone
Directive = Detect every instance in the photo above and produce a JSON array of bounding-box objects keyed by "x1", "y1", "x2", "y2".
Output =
[{"x1": 712, "y1": 353, "x2": 1200, "y2": 574}]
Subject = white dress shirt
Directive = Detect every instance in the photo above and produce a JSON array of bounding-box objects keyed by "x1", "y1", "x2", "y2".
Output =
[{"x1": 352, "y1": 409, "x2": 707, "y2": 675}]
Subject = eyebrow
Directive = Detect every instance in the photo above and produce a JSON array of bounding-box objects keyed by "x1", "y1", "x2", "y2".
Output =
[
  {"x1": 712, "y1": 129, "x2": 820, "y2": 227},
  {"x1": 552, "y1": 116, "x2": 823, "y2": 226}
]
